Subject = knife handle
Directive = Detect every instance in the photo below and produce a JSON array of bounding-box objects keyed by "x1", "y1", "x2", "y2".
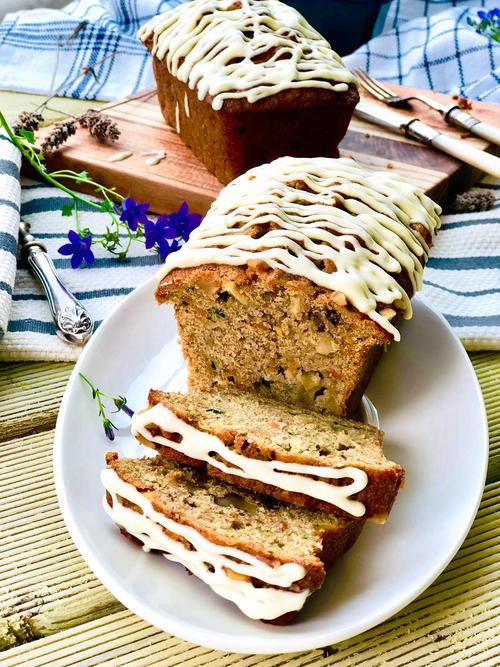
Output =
[
  {"x1": 406, "y1": 120, "x2": 500, "y2": 178},
  {"x1": 19, "y1": 222, "x2": 94, "y2": 345},
  {"x1": 445, "y1": 107, "x2": 500, "y2": 147}
]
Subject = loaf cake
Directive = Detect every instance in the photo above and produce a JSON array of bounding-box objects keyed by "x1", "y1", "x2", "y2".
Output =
[
  {"x1": 138, "y1": 0, "x2": 359, "y2": 183},
  {"x1": 155, "y1": 156, "x2": 441, "y2": 417},
  {"x1": 103, "y1": 452, "x2": 364, "y2": 624},
  {"x1": 133, "y1": 387, "x2": 404, "y2": 521}
]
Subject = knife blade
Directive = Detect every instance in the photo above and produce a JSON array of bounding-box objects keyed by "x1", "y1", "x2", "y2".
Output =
[{"x1": 354, "y1": 99, "x2": 500, "y2": 178}]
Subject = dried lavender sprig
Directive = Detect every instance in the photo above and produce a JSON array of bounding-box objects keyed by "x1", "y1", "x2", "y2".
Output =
[
  {"x1": 12, "y1": 111, "x2": 44, "y2": 135},
  {"x1": 78, "y1": 110, "x2": 120, "y2": 142},
  {"x1": 40, "y1": 119, "x2": 77, "y2": 155},
  {"x1": 449, "y1": 188, "x2": 497, "y2": 213},
  {"x1": 79, "y1": 372, "x2": 134, "y2": 441}
]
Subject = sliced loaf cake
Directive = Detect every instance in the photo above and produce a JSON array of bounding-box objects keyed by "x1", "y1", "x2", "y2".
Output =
[
  {"x1": 155, "y1": 157, "x2": 441, "y2": 417},
  {"x1": 132, "y1": 388, "x2": 405, "y2": 521},
  {"x1": 103, "y1": 453, "x2": 364, "y2": 624}
]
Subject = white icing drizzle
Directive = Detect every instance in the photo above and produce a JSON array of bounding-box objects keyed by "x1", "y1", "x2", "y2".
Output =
[
  {"x1": 138, "y1": 0, "x2": 356, "y2": 111},
  {"x1": 157, "y1": 157, "x2": 441, "y2": 339},
  {"x1": 132, "y1": 403, "x2": 368, "y2": 516},
  {"x1": 184, "y1": 92, "x2": 190, "y2": 117},
  {"x1": 102, "y1": 468, "x2": 309, "y2": 620},
  {"x1": 175, "y1": 102, "x2": 180, "y2": 133}
]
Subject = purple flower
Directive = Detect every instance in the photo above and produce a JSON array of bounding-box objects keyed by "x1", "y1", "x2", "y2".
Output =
[
  {"x1": 119, "y1": 197, "x2": 150, "y2": 232},
  {"x1": 167, "y1": 201, "x2": 202, "y2": 241},
  {"x1": 478, "y1": 10, "x2": 488, "y2": 20},
  {"x1": 58, "y1": 230, "x2": 95, "y2": 269},
  {"x1": 144, "y1": 214, "x2": 182, "y2": 260},
  {"x1": 120, "y1": 403, "x2": 135, "y2": 418},
  {"x1": 113, "y1": 395, "x2": 135, "y2": 417},
  {"x1": 103, "y1": 419, "x2": 116, "y2": 441}
]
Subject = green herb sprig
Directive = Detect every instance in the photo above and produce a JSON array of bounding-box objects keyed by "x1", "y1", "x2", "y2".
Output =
[{"x1": 79, "y1": 373, "x2": 134, "y2": 441}]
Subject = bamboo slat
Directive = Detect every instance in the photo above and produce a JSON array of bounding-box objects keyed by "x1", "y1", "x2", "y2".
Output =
[
  {"x1": 1, "y1": 482, "x2": 498, "y2": 666},
  {"x1": 0, "y1": 363, "x2": 73, "y2": 441}
]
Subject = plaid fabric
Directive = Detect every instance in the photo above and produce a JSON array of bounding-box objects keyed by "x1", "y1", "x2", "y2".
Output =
[
  {"x1": 345, "y1": 1, "x2": 500, "y2": 102},
  {"x1": 0, "y1": 0, "x2": 181, "y2": 102},
  {"x1": 0, "y1": 0, "x2": 499, "y2": 102}
]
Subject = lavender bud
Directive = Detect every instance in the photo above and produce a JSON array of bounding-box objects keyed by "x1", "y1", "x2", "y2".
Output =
[
  {"x1": 120, "y1": 404, "x2": 134, "y2": 418},
  {"x1": 103, "y1": 420, "x2": 116, "y2": 441}
]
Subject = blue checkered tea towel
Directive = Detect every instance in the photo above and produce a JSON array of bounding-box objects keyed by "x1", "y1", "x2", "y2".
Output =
[{"x1": 0, "y1": 0, "x2": 499, "y2": 102}]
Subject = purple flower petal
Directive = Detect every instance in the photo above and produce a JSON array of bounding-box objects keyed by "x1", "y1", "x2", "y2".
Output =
[
  {"x1": 177, "y1": 201, "x2": 189, "y2": 217},
  {"x1": 58, "y1": 243, "x2": 76, "y2": 255},
  {"x1": 70, "y1": 250, "x2": 84, "y2": 269},
  {"x1": 83, "y1": 247, "x2": 95, "y2": 264},
  {"x1": 67, "y1": 229, "x2": 81, "y2": 244}
]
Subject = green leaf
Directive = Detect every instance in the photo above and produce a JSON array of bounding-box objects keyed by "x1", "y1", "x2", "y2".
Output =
[
  {"x1": 61, "y1": 203, "x2": 74, "y2": 217},
  {"x1": 75, "y1": 170, "x2": 89, "y2": 184},
  {"x1": 19, "y1": 129, "x2": 35, "y2": 144}
]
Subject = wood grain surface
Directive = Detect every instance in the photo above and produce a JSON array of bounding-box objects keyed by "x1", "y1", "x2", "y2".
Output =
[{"x1": 37, "y1": 84, "x2": 500, "y2": 215}]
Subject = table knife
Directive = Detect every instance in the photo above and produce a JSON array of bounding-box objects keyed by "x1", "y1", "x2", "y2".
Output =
[
  {"x1": 18, "y1": 222, "x2": 94, "y2": 345},
  {"x1": 354, "y1": 99, "x2": 500, "y2": 178}
]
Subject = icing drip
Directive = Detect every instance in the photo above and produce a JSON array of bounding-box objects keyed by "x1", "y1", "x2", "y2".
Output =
[
  {"x1": 102, "y1": 468, "x2": 309, "y2": 620},
  {"x1": 157, "y1": 157, "x2": 442, "y2": 339},
  {"x1": 138, "y1": 0, "x2": 356, "y2": 111},
  {"x1": 132, "y1": 403, "x2": 368, "y2": 516},
  {"x1": 175, "y1": 102, "x2": 180, "y2": 133}
]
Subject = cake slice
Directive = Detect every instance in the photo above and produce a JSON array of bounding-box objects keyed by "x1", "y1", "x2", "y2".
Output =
[
  {"x1": 155, "y1": 156, "x2": 441, "y2": 417},
  {"x1": 103, "y1": 453, "x2": 364, "y2": 624},
  {"x1": 132, "y1": 388, "x2": 405, "y2": 521}
]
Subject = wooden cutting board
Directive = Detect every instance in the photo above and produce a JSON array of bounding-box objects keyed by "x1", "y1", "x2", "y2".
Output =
[{"x1": 38, "y1": 84, "x2": 500, "y2": 214}]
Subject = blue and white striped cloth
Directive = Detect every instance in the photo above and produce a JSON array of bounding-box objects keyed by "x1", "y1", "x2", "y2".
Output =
[
  {"x1": 0, "y1": 132, "x2": 21, "y2": 343},
  {"x1": 0, "y1": 156, "x2": 498, "y2": 359},
  {"x1": 0, "y1": 0, "x2": 499, "y2": 102},
  {"x1": 0, "y1": 177, "x2": 162, "y2": 360}
]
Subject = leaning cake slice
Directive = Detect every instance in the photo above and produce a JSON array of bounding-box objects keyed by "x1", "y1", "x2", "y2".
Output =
[
  {"x1": 103, "y1": 453, "x2": 364, "y2": 624},
  {"x1": 132, "y1": 388, "x2": 404, "y2": 521},
  {"x1": 155, "y1": 156, "x2": 441, "y2": 417}
]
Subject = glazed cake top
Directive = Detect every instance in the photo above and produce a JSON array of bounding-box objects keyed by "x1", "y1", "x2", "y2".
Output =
[
  {"x1": 138, "y1": 0, "x2": 356, "y2": 111},
  {"x1": 157, "y1": 157, "x2": 442, "y2": 339}
]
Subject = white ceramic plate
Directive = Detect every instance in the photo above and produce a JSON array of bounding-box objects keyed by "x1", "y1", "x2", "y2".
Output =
[{"x1": 54, "y1": 277, "x2": 488, "y2": 654}]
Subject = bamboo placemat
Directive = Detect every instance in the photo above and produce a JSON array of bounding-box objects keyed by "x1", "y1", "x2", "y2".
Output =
[{"x1": 1, "y1": 353, "x2": 499, "y2": 665}]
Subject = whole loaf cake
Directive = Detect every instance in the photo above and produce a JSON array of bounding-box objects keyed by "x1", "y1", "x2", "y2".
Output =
[
  {"x1": 155, "y1": 156, "x2": 441, "y2": 417},
  {"x1": 138, "y1": 0, "x2": 359, "y2": 183}
]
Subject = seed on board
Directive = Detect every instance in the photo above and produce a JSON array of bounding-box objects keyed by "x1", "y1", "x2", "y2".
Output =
[{"x1": 107, "y1": 150, "x2": 133, "y2": 162}]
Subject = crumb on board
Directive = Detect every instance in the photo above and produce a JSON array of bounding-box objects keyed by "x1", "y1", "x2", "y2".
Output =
[{"x1": 452, "y1": 95, "x2": 473, "y2": 111}]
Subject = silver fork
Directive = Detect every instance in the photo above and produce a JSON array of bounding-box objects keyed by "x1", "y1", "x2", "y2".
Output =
[{"x1": 353, "y1": 68, "x2": 500, "y2": 147}]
